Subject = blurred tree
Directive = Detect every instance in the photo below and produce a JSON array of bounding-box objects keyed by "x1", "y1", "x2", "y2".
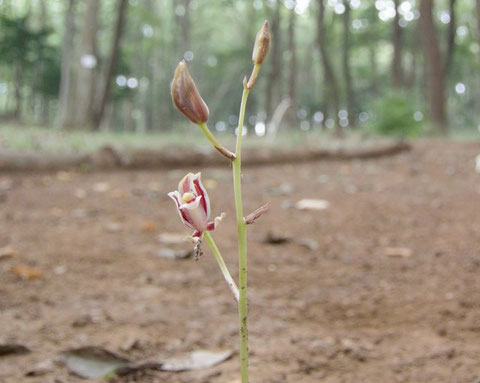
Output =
[
  {"x1": 342, "y1": 0, "x2": 355, "y2": 127},
  {"x1": 56, "y1": 0, "x2": 76, "y2": 129},
  {"x1": 265, "y1": 0, "x2": 282, "y2": 125},
  {"x1": 92, "y1": 0, "x2": 128, "y2": 130},
  {"x1": 286, "y1": 2, "x2": 297, "y2": 126},
  {"x1": 316, "y1": 0, "x2": 340, "y2": 133},
  {"x1": 444, "y1": 0, "x2": 457, "y2": 75},
  {"x1": 73, "y1": 0, "x2": 100, "y2": 128},
  {"x1": 0, "y1": 14, "x2": 51, "y2": 121},
  {"x1": 391, "y1": 0, "x2": 405, "y2": 87},
  {"x1": 0, "y1": 0, "x2": 479, "y2": 135},
  {"x1": 420, "y1": 0, "x2": 448, "y2": 134}
]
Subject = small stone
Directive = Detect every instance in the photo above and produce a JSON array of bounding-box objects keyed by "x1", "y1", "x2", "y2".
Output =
[
  {"x1": 384, "y1": 247, "x2": 412, "y2": 258},
  {"x1": 105, "y1": 223, "x2": 122, "y2": 233},
  {"x1": 155, "y1": 248, "x2": 192, "y2": 260}
]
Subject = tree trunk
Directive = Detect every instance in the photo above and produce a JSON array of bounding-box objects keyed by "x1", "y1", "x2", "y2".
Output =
[
  {"x1": 92, "y1": 0, "x2": 128, "y2": 130},
  {"x1": 477, "y1": 0, "x2": 480, "y2": 53},
  {"x1": 342, "y1": 0, "x2": 355, "y2": 127},
  {"x1": 37, "y1": 0, "x2": 49, "y2": 125},
  {"x1": 287, "y1": 5, "x2": 297, "y2": 127},
  {"x1": 73, "y1": 0, "x2": 100, "y2": 128},
  {"x1": 56, "y1": 0, "x2": 77, "y2": 129},
  {"x1": 265, "y1": 0, "x2": 282, "y2": 125},
  {"x1": 176, "y1": 0, "x2": 191, "y2": 56},
  {"x1": 316, "y1": 0, "x2": 340, "y2": 132},
  {"x1": 369, "y1": 46, "x2": 378, "y2": 95},
  {"x1": 420, "y1": 0, "x2": 447, "y2": 134},
  {"x1": 13, "y1": 62, "x2": 23, "y2": 120},
  {"x1": 391, "y1": 0, "x2": 404, "y2": 87},
  {"x1": 444, "y1": 0, "x2": 457, "y2": 75}
]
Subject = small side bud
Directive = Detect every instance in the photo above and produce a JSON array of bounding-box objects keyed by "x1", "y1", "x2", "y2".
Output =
[
  {"x1": 244, "y1": 202, "x2": 270, "y2": 225},
  {"x1": 252, "y1": 20, "x2": 270, "y2": 65},
  {"x1": 171, "y1": 60, "x2": 209, "y2": 124}
]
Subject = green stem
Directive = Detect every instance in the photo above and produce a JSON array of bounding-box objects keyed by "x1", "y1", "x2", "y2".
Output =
[
  {"x1": 198, "y1": 122, "x2": 235, "y2": 160},
  {"x1": 203, "y1": 232, "x2": 239, "y2": 302},
  {"x1": 233, "y1": 85, "x2": 250, "y2": 383}
]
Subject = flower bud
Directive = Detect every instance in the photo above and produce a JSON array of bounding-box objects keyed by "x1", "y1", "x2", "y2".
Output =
[
  {"x1": 171, "y1": 60, "x2": 209, "y2": 124},
  {"x1": 252, "y1": 20, "x2": 270, "y2": 65}
]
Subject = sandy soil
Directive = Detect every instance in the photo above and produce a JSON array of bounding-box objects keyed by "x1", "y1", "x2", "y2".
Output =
[{"x1": 1, "y1": 140, "x2": 480, "y2": 383}]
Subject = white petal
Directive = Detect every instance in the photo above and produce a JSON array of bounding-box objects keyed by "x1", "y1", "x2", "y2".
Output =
[
  {"x1": 192, "y1": 172, "x2": 211, "y2": 219},
  {"x1": 180, "y1": 196, "x2": 208, "y2": 232},
  {"x1": 178, "y1": 173, "x2": 194, "y2": 194},
  {"x1": 168, "y1": 191, "x2": 193, "y2": 228}
]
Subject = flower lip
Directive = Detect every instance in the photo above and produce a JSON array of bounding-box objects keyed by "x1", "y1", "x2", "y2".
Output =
[{"x1": 182, "y1": 192, "x2": 196, "y2": 204}]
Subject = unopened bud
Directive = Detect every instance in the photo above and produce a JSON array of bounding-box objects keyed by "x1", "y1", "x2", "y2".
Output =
[
  {"x1": 171, "y1": 60, "x2": 209, "y2": 124},
  {"x1": 252, "y1": 20, "x2": 270, "y2": 65}
]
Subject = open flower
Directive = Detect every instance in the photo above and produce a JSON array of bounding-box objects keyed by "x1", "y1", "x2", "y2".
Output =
[{"x1": 168, "y1": 172, "x2": 224, "y2": 242}]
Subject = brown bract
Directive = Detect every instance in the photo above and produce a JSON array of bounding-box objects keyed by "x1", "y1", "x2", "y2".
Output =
[
  {"x1": 252, "y1": 20, "x2": 271, "y2": 65},
  {"x1": 171, "y1": 60, "x2": 209, "y2": 124}
]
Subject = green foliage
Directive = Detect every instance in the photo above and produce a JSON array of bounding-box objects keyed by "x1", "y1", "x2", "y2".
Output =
[
  {"x1": 0, "y1": 15, "x2": 51, "y2": 67},
  {"x1": 370, "y1": 92, "x2": 423, "y2": 137}
]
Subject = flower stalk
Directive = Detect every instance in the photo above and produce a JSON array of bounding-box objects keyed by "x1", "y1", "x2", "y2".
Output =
[
  {"x1": 169, "y1": 20, "x2": 270, "y2": 383},
  {"x1": 204, "y1": 232, "x2": 239, "y2": 302},
  {"x1": 233, "y1": 84, "x2": 250, "y2": 383}
]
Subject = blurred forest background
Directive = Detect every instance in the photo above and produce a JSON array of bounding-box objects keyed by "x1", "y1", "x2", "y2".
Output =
[{"x1": 0, "y1": 0, "x2": 479, "y2": 152}]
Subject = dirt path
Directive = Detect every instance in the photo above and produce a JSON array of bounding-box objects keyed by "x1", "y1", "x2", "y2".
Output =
[{"x1": 1, "y1": 140, "x2": 480, "y2": 382}]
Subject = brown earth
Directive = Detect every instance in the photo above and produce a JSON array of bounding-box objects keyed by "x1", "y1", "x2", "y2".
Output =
[{"x1": 1, "y1": 140, "x2": 480, "y2": 383}]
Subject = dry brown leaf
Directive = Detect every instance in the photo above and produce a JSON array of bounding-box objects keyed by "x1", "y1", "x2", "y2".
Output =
[
  {"x1": 56, "y1": 171, "x2": 73, "y2": 182},
  {"x1": 11, "y1": 265, "x2": 43, "y2": 279},
  {"x1": 0, "y1": 245, "x2": 18, "y2": 259},
  {"x1": 295, "y1": 199, "x2": 330, "y2": 211},
  {"x1": 141, "y1": 220, "x2": 158, "y2": 232},
  {"x1": 109, "y1": 189, "x2": 127, "y2": 199},
  {"x1": 158, "y1": 232, "x2": 186, "y2": 245},
  {"x1": 384, "y1": 247, "x2": 412, "y2": 258}
]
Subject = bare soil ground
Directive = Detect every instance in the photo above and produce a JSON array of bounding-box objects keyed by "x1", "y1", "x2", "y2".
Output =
[{"x1": 1, "y1": 140, "x2": 480, "y2": 383}]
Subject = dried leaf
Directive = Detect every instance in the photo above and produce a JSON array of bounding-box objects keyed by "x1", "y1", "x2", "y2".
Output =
[
  {"x1": 158, "y1": 232, "x2": 186, "y2": 245},
  {"x1": 294, "y1": 238, "x2": 319, "y2": 251},
  {"x1": 155, "y1": 248, "x2": 192, "y2": 260},
  {"x1": 61, "y1": 346, "x2": 131, "y2": 379},
  {"x1": 105, "y1": 222, "x2": 122, "y2": 233},
  {"x1": 0, "y1": 343, "x2": 30, "y2": 357},
  {"x1": 384, "y1": 247, "x2": 412, "y2": 258},
  {"x1": 0, "y1": 245, "x2": 18, "y2": 260},
  {"x1": 0, "y1": 177, "x2": 13, "y2": 191},
  {"x1": 11, "y1": 265, "x2": 43, "y2": 279},
  {"x1": 263, "y1": 231, "x2": 291, "y2": 245},
  {"x1": 268, "y1": 183, "x2": 294, "y2": 196},
  {"x1": 109, "y1": 189, "x2": 127, "y2": 199},
  {"x1": 141, "y1": 220, "x2": 158, "y2": 232},
  {"x1": 56, "y1": 171, "x2": 73, "y2": 182},
  {"x1": 25, "y1": 359, "x2": 54, "y2": 377},
  {"x1": 160, "y1": 349, "x2": 233, "y2": 372},
  {"x1": 295, "y1": 199, "x2": 330, "y2": 211},
  {"x1": 93, "y1": 182, "x2": 110, "y2": 193}
]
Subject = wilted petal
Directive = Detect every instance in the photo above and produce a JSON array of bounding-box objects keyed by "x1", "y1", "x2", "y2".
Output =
[
  {"x1": 206, "y1": 212, "x2": 226, "y2": 231},
  {"x1": 185, "y1": 230, "x2": 203, "y2": 243}
]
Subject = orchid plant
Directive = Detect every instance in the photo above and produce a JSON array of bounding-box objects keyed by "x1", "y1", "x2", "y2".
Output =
[{"x1": 169, "y1": 21, "x2": 271, "y2": 383}]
